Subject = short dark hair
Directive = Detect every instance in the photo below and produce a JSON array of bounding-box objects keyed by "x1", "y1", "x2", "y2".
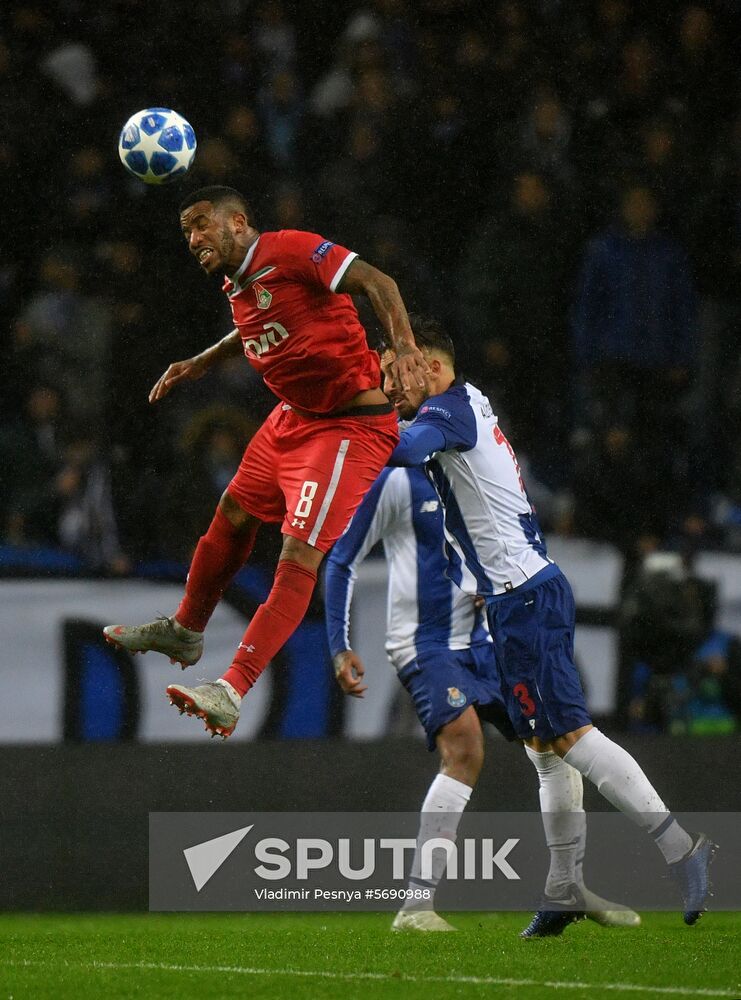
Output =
[
  {"x1": 179, "y1": 186, "x2": 255, "y2": 225},
  {"x1": 406, "y1": 314, "x2": 456, "y2": 367}
]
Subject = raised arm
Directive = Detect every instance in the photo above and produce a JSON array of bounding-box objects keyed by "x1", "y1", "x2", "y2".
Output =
[
  {"x1": 388, "y1": 423, "x2": 447, "y2": 467},
  {"x1": 338, "y1": 259, "x2": 430, "y2": 391},
  {"x1": 149, "y1": 328, "x2": 243, "y2": 403}
]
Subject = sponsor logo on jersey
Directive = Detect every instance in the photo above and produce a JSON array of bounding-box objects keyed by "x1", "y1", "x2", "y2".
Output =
[
  {"x1": 447, "y1": 686, "x2": 467, "y2": 708},
  {"x1": 253, "y1": 281, "x2": 272, "y2": 309},
  {"x1": 419, "y1": 500, "x2": 439, "y2": 513},
  {"x1": 243, "y1": 321, "x2": 290, "y2": 357},
  {"x1": 311, "y1": 240, "x2": 334, "y2": 263},
  {"x1": 420, "y1": 405, "x2": 451, "y2": 420}
]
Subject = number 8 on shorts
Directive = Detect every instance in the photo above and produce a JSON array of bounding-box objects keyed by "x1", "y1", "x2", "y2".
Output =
[{"x1": 295, "y1": 481, "x2": 318, "y2": 519}]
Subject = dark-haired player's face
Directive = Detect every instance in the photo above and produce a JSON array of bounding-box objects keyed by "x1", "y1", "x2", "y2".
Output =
[
  {"x1": 180, "y1": 200, "x2": 239, "y2": 275},
  {"x1": 381, "y1": 349, "x2": 429, "y2": 419}
]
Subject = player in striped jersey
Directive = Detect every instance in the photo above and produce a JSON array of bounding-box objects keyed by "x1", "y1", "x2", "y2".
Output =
[
  {"x1": 382, "y1": 316, "x2": 716, "y2": 932},
  {"x1": 326, "y1": 462, "x2": 638, "y2": 933}
]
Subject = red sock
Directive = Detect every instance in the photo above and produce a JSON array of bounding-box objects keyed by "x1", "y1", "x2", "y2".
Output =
[
  {"x1": 221, "y1": 559, "x2": 318, "y2": 697},
  {"x1": 175, "y1": 505, "x2": 258, "y2": 632}
]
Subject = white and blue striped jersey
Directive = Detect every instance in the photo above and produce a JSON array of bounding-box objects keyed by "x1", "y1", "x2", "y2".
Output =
[
  {"x1": 325, "y1": 465, "x2": 490, "y2": 672},
  {"x1": 389, "y1": 381, "x2": 553, "y2": 597}
]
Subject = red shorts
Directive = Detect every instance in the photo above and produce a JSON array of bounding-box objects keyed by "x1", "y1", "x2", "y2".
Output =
[{"x1": 227, "y1": 402, "x2": 399, "y2": 552}]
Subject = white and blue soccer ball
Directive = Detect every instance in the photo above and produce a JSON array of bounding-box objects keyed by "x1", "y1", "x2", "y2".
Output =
[{"x1": 118, "y1": 108, "x2": 196, "y2": 185}]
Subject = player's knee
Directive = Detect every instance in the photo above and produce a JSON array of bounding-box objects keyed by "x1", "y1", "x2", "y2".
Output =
[
  {"x1": 524, "y1": 735, "x2": 554, "y2": 754},
  {"x1": 547, "y1": 724, "x2": 594, "y2": 758},
  {"x1": 218, "y1": 491, "x2": 259, "y2": 532},
  {"x1": 440, "y1": 743, "x2": 483, "y2": 786},
  {"x1": 280, "y1": 534, "x2": 325, "y2": 571}
]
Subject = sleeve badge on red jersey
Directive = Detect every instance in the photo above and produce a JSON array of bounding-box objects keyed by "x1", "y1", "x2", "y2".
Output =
[{"x1": 311, "y1": 240, "x2": 334, "y2": 263}]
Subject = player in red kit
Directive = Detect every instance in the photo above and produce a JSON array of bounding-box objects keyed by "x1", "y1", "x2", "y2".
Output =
[{"x1": 104, "y1": 185, "x2": 427, "y2": 737}]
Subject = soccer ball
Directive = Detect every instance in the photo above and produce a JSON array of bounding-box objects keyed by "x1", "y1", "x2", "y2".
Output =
[{"x1": 118, "y1": 108, "x2": 196, "y2": 185}]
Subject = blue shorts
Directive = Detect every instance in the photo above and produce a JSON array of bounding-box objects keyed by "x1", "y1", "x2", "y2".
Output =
[
  {"x1": 486, "y1": 566, "x2": 592, "y2": 741},
  {"x1": 398, "y1": 643, "x2": 517, "y2": 751}
]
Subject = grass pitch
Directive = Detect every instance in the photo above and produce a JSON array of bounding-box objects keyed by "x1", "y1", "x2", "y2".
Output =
[{"x1": 1, "y1": 912, "x2": 739, "y2": 1000}]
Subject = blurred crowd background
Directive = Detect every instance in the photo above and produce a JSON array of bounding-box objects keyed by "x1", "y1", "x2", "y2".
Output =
[{"x1": 1, "y1": 0, "x2": 740, "y2": 731}]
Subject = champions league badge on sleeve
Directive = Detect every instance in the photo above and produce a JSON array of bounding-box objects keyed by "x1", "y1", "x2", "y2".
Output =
[
  {"x1": 311, "y1": 241, "x2": 334, "y2": 263},
  {"x1": 420, "y1": 405, "x2": 452, "y2": 420}
]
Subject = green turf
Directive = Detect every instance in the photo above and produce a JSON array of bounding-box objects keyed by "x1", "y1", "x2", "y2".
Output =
[{"x1": 1, "y1": 912, "x2": 739, "y2": 1000}]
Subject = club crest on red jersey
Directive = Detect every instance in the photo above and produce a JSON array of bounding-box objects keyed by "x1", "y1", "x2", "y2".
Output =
[{"x1": 253, "y1": 281, "x2": 272, "y2": 310}]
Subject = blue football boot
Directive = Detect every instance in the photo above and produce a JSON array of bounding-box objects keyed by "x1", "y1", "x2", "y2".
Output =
[
  {"x1": 520, "y1": 886, "x2": 586, "y2": 938},
  {"x1": 669, "y1": 833, "x2": 717, "y2": 926}
]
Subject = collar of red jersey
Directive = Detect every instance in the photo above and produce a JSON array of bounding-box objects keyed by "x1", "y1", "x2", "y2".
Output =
[{"x1": 225, "y1": 236, "x2": 261, "y2": 294}]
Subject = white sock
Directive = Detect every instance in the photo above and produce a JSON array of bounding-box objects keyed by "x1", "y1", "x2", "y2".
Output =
[
  {"x1": 526, "y1": 746, "x2": 586, "y2": 897},
  {"x1": 403, "y1": 773, "x2": 472, "y2": 910},
  {"x1": 564, "y1": 728, "x2": 693, "y2": 864},
  {"x1": 574, "y1": 836, "x2": 585, "y2": 888}
]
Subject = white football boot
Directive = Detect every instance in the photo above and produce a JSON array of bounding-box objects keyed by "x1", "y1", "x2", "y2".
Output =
[
  {"x1": 582, "y1": 887, "x2": 641, "y2": 927},
  {"x1": 104, "y1": 616, "x2": 203, "y2": 668},
  {"x1": 391, "y1": 910, "x2": 457, "y2": 932},
  {"x1": 167, "y1": 680, "x2": 241, "y2": 738}
]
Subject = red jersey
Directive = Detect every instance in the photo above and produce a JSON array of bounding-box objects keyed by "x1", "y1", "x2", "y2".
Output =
[{"x1": 223, "y1": 230, "x2": 381, "y2": 414}]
